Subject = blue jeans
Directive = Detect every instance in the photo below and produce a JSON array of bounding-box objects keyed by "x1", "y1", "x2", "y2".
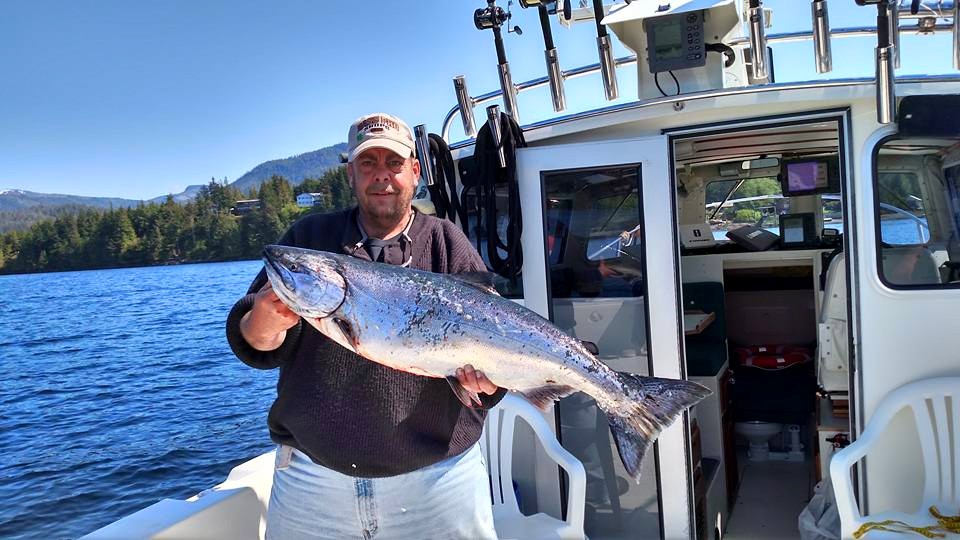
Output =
[{"x1": 265, "y1": 444, "x2": 497, "y2": 540}]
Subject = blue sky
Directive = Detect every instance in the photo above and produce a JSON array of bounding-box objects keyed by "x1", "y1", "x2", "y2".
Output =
[{"x1": 1, "y1": 1, "x2": 954, "y2": 200}]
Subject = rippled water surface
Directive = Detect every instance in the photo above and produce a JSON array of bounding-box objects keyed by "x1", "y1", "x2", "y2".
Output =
[{"x1": 0, "y1": 261, "x2": 276, "y2": 539}]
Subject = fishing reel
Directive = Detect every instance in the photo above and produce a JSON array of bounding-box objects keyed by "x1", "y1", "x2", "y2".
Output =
[{"x1": 474, "y1": 1, "x2": 509, "y2": 31}]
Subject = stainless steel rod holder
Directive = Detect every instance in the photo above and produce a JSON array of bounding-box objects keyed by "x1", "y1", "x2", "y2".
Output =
[
  {"x1": 748, "y1": 5, "x2": 770, "y2": 82},
  {"x1": 812, "y1": 0, "x2": 833, "y2": 73},
  {"x1": 954, "y1": 2, "x2": 960, "y2": 69},
  {"x1": 598, "y1": 35, "x2": 619, "y2": 100},
  {"x1": 453, "y1": 76, "x2": 477, "y2": 139},
  {"x1": 497, "y1": 63, "x2": 520, "y2": 124},
  {"x1": 414, "y1": 125, "x2": 435, "y2": 187},
  {"x1": 876, "y1": 45, "x2": 897, "y2": 124},
  {"x1": 890, "y1": 2, "x2": 901, "y2": 69},
  {"x1": 545, "y1": 48, "x2": 566, "y2": 112},
  {"x1": 486, "y1": 105, "x2": 507, "y2": 168}
]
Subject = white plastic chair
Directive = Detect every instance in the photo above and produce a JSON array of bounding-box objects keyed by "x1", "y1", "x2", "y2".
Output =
[
  {"x1": 481, "y1": 393, "x2": 588, "y2": 540},
  {"x1": 830, "y1": 377, "x2": 960, "y2": 539}
]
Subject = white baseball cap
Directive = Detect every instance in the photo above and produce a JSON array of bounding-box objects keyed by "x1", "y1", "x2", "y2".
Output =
[{"x1": 347, "y1": 113, "x2": 416, "y2": 162}]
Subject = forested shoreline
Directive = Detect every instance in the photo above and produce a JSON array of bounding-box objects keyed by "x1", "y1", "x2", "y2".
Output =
[{"x1": 0, "y1": 168, "x2": 353, "y2": 275}]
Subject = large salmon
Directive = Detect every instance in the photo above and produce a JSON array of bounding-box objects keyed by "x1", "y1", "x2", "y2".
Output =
[{"x1": 262, "y1": 244, "x2": 709, "y2": 481}]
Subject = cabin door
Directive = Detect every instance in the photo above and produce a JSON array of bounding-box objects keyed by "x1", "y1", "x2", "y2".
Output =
[{"x1": 516, "y1": 137, "x2": 692, "y2": 539}]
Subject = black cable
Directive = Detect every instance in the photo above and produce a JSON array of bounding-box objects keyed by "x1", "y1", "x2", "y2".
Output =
[
  {"x1": 474, "y1": 112, "x2": 526, "y2": 278},
  {"x1": 654, "y1": 71, "x2": 681, "y2": 97},
  {"x1": 706, "y1": 42, "x2": 736, "y2": 68}
]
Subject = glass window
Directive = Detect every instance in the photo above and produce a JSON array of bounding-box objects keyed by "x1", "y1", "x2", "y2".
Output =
[
  {"x1": 705, "y1": 178, "x2": 789, "y2": 240},
  {"x1": 541, "y1": 166, "x2": 661, "y2": 539},
  {"x1": 875, "y1": 137, "x2": 960, "y2": 287}
]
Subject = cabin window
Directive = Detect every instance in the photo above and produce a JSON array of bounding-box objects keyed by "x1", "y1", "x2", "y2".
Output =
[
  {"x1": 874, "y1": 137, "x2": 960, "y2": 288},
  {"x1": 705, "y1": 177, "x2": 788, "y2": 240}
]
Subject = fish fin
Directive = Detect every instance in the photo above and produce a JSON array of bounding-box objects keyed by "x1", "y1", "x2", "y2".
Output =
[
  {"x1": 446, "y1": 376, "x2": 484, "y2": 408},
  {"x1": 308, "y1": 316, "x2": 358, "y2": 354},
  {"x1": 581, "y1": 340, "x2": 599, "y2": 355},
  {"x1": 520, "y1": 385, "x2": 577, "y2": 411},
  {"x1": 606, "y1": 373, "x2": 711, "y2": 483},
  {"x1": 450, "y1": 271, "x2": 501, "y2": 296}
]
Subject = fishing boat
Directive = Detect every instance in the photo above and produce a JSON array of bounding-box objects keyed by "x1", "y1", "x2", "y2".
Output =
[{"x1": 85, "y1": 0, "x2": 960, "y2": 538}]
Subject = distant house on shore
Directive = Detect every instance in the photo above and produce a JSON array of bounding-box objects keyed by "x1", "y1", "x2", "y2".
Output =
[
  {"x1": 296, "y1": 193, "x2": 324, "y2": 208},
  {"x1": 231, "y1": 199, "x2": 261, "y2": 216}
]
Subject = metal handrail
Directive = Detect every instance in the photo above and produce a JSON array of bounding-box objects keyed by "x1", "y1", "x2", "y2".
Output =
[
  {"x1": 441, "y1": 23, "x2": 958, "y2": 141},
  {"x1": 444, "y1": 73, "x2": 960, "y2": 149}
]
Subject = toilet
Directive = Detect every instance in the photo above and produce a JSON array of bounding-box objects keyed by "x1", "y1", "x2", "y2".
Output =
[{"x1": 734, "y1": 420, "x2": 783, "y2": 461}]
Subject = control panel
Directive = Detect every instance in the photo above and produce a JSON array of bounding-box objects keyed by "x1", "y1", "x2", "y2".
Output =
[{"x1": 644, "y1": 10, "x2": 706, "y2": 73}]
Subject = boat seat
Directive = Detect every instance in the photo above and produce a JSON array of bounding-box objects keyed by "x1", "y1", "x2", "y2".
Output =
[
  {"x1": 818, "y1": 252, "x2": 848, "y2": 393},
  {"x1": 481, "y1": 393, "x2": 587, "y2": 540},
  {"x1": 830, "y1": 376, "x2": 960, "y2": 539},
  {"x1": 682, "y1": 282, "x2": 728, "y2": 376}
]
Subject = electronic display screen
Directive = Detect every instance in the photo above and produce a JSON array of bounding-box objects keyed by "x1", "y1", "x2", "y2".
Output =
[
  {"x1": 782, "y1": 217, "x2": 805, "y2": 243},
  {"x1": 653, "y1": 19, "x2": 684, "y2": 60},
  {"x1": 786, "y1": 161, "x2": 829, "y2": 192}
]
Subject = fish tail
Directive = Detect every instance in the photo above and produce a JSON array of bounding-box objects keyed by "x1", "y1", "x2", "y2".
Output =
[{"x1": 605, "y1": 373, "x2": 711, "y2": 482}]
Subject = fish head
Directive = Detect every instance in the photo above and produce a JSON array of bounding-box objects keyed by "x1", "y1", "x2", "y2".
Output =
[{"x1": 262, "y1": 245, "x2": 347, "y2": 319}]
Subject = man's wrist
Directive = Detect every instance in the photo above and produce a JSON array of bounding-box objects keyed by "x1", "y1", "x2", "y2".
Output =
[{"x1": 240, "y1": 312, "x2": 288, "y2": 351}]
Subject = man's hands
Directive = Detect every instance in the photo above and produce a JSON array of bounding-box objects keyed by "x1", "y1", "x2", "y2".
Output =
[
  {"x1": 240, "y1": 282, "x2": 300, "y2": 351},
  {"x1": 455, "y1": 364, "x2": 499, "y2": 396}
]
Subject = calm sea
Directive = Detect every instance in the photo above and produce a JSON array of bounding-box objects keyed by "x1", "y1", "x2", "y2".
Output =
[{"x1": 0, "y1": 260, "x2": 276, "y2": 540}]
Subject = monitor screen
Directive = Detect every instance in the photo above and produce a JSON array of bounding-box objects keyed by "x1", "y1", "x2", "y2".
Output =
[
  {"x1": 781, "y1": 216, "x2": 805, "y2": 243},
  {"x1": 653, "y1": 19, "x2": 684, "y2": 60},
  {"x1": 785, "y1": 161, "x2": 829, "y2": 193}
]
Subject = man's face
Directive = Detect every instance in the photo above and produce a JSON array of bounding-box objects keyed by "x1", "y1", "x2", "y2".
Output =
[{"x1": 348, "y1": 147, "x2": 420, "y2": 225}]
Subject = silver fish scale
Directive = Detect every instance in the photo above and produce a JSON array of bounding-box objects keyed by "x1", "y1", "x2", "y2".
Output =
[{"x1": 331, "y1": 255, "x2": 624, "y2": 402}]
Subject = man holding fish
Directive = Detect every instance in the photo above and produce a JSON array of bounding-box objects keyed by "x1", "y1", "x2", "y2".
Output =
[
  {"x1": 226, "y1": 112, "x2": 709, "y2": 539},
  {"x1": 226, "y1": 112, "x2": 504, "y2": 539}
]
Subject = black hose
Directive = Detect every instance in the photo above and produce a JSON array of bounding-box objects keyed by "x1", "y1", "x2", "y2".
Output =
[
  {"x1": 474, "y1": 112, "x2": 526, "y2": 278},
  {"x1": 424, "y1": 133, "x2": 467, "y2": 229}
]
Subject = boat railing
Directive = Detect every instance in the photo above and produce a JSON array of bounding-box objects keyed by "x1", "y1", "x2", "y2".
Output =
[{"x1": 442, "y1": 2, "x2": 960, "y2": 143}]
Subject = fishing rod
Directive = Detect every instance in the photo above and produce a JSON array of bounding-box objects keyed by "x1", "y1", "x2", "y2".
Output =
[
  {"x1": 592, "y1": 0, "x2": 619, "y2": 100},
  {"x1": 475, "y1": 0, "x2": 520, "y2": 123},
  {"x1": 519, "y1": 1, "x2": 566, "y2": 111}
]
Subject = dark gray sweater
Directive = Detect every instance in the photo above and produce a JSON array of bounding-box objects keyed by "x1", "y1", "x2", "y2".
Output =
[{"x1": 225, "y1": 208, "x2": 506, "y2": 477}]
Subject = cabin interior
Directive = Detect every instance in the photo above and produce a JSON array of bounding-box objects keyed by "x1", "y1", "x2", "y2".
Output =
[{"x1": 460, "y1": 116, "x2": 960, "y2": 539}]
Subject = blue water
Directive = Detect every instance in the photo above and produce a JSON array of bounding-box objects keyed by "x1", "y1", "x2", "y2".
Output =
[{"x1": 0, "y1": 261, "x2": 276, "y2": 540}]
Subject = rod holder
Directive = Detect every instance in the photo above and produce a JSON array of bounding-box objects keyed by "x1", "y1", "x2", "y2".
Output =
[
  {"x1": 414, "y1": 125, "x2": 435, "y2": 187},
  {"x1": 876, "y1": 45, "x2": 897, "y2": 124},
  {"x1": 748, "y1": 4, "x2": 769, "y2": 83},
  {"x1": 812, "y1": 0, "x2": 833, "y2": 73},
  {"x1": 954, "y1": 1, "x2": 960, "y2": 69},
  {"x1": 545, "y1": 48, "x2": 566, "y2": 111},
  {"x1": 453, "y1": 76, "x2": 477, "y2": 139},
  {"x1": 486, "y1": 105, "x2": 507, "y2": 168},
  {"x1": 497, "y1": 63, "x2": 520, "y2": 124},
  {"x1": 598, "y1": 35, "x2": 619, "y2": 100},
  {"x1": 889, "y1": 2, "x2": 901, "y2": 69}
]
